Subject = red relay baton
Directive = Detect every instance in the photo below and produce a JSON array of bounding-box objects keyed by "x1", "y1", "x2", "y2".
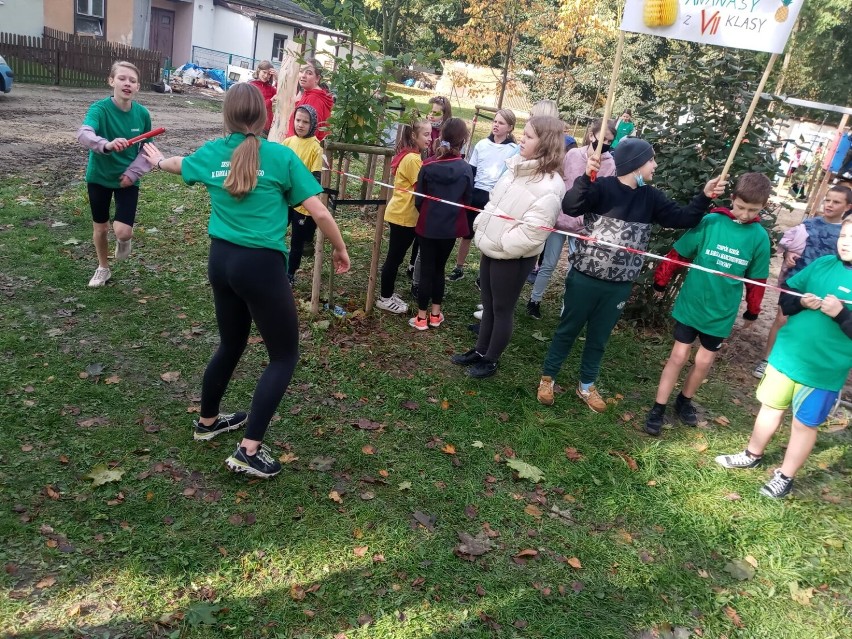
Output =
[{"x1": 127, "y1": 127, "x2": 166, "y2": 145}]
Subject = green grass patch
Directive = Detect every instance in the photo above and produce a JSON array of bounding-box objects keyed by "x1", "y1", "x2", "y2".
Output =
[{"x1": 0, "y1": 171, "x2": 850, "y2": 639}]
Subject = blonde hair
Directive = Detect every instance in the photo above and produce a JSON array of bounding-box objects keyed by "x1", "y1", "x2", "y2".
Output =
[
  {"x1": 253, "y1": 60, "x2": 274, "y2": 80},
  {"x1": 109, "y1": 60, "x2": 140, "y2": 81},
  {"x1": 222, "y1": 83, "x2": 266, "y2": 198},
  {"x1": 396, "y1": 118, "x2": 429, "y2": 154},
  {"x1": 526, "y1": 116, "x2": 565, "y2": 179},
  {"x1": 529, "y1": 100, "x2": 558, "y2": 119}
]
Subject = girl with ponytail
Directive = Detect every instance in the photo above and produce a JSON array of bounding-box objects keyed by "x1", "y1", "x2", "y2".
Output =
[{"x1": 143, "y1": 83, "x2": 350, "y2": 479}]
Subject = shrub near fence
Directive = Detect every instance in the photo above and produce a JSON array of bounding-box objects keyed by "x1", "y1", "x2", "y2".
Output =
[{"x1": 0, "y1": 28, "x2": 161, "y2": 88}]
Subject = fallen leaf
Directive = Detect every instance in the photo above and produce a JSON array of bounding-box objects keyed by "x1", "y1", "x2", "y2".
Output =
[
  {"x1": 290, "y1": 583, "x2": 306, "y2": 601},
  {"x1": 441, "y1": 443, "x2": 456, "y2": 455},
  {"x1": 789, "y1": 580, "x2": 814, "y2": 606},
  {"x1": 524, "y1": 504, "x2": 543, "y2": 518},
  {"x1": 455, "y1": 531, "x2": 496, "y2": 559},
  {"x1": 359, "y1": 491, "x2": 375, "y2": 501},
  {"x1": 103, "y1": 375, "x2": 121, "y2": 385},
  {"x1": 21, "y1": 444, "x2": 33, "y2": 452},
  {"x1": 35, "y1": 576, "x2": 57, "y2": 589},
  {"x1": 353, "y1": 546, "x2": 369, "y2": 557},
  {"x1": 724, "y1": 492, "x2": 741, "y2": 501},
  {"x1": 566, "y1": 557, "x2": 582, "y2": 569},
  {"x1": 564, "y1": 447, "x2": 584, "y2": 461},
  {"x1": 354, "y1": 418, "x2": 382, "y2": 431},
  {"x1": 506, "y1": 458, "x2": 544, "y2": 483},
  {"x1": 401, "y1": 400, "x2": 419, "y2": 410},
  {"x1": 361, "y1": 444, "x2": 376, "y2": 455},
  {"x1": 160, "y1": 371, "x2": 181, "y2": 383},
  {"x1": 694, "y1": 442, "x2": 709, "y2": 453},
  {"x1": 84, "y1": 463, "x2": 124, "y2": 487},
  {"x1": 723, "y1": 605, "x2": 744, "y2": 628},
  {"x1": 441, "y1": 399, "x2": 450, "y2": 410},
  {"x1": 411, "y1": 510, "x2": 436, "y2": 532},
  {"x1": 514, "y1": 548, "x2": 538, "y2": 559},
  {"x1": 479, "y1": 611, "x2": 501, "y2": 631},
  {"x1": 475, "y1": 584, "x2": 486, "y2": 597},
  {"x1": 309, "y1": 456, "x2": 335, "y2": 471},
  {"x1": 464, "y1": 504, "x2": 478, "y2": 519},
  {"x1": 714, "y1": 415, "x2": 731, "y2": 426},
  {"x1": 279, "y1": 452, "x2": 299, "y2": 464},
  {"x1": 471, "y1": 440, "x2": 484, "y2": 448},
  {"x1": 608, "y1": 450, "x2": 638, "y2": 471},
  {"x1": 329, "y1": 490, "x2": 343, "y2": 504},
  {"x1": 85, "y1": 363, "x2": 104, "y2": 376},
  {"x1": 398, "y1": 480, "x2": 411, "y2": 491},
  {"x1": 358, "y1": 614, "x2": 373, "y2": 627},
  {"x1": 621, "y1": 412, "x2": 634, "y2": 422},
  {"x1": 723, "y1": 559, "x2": 756, "y2": 581}
]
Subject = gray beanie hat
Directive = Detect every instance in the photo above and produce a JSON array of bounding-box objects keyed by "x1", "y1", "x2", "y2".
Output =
[{"x1": 613, "y1": 138, "x2": 655, "y2": 176}]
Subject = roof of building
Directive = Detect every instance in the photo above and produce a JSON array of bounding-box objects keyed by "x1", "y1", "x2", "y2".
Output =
[{"x1": 216, "y1": 0, "x2": 323, "y2": 24}]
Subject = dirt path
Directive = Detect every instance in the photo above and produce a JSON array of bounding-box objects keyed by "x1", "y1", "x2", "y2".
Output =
[{"x1": 0, "y1": 84, "x2": 224, "y2": 187}]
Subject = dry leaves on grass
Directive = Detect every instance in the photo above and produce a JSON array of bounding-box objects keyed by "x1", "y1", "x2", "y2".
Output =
[
  {"x1": 608, "y1": 450, "x2": 638, "y2": 471},
  {"x1": 454, "y1": 531, "x2": 496, "y2": 561},
  {"x1": 160, "y1": 371, "x2": 181, "y2": 383},
  {"x1": 723, "y1": 605, "x2": 744, "y2": 628},
  {"x1": 565, "y1": 447, "x2": 584, "y2": 461}
]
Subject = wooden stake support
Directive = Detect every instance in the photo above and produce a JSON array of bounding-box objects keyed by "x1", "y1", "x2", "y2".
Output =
[
  {"x1": 268, "y1": 46, "x2": 301, "y2": 143},
  {"x1": 592, "y1": 31, "x2": 625, "y2": 176}
]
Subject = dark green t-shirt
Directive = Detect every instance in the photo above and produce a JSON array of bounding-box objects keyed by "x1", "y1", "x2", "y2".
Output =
[
  {"x1": 672, "y1": 213, "x2": 770, "y2": 337},
  {"x1": 769, "y1": 255, "x2": 852, "y2": 391},
  {"x1": 83, "y1": 97, "x2": 151, "y2": 188},
  {"x1": 181, "y1": 134, "x2": 323, "y2": 254}
]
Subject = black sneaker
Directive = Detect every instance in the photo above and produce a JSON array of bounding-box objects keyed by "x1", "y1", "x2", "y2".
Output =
[
  {"x1": 760, "y1": 469, "x2": 794, "y2": 498},
  {"x1": 644, "y1": 404, "x2": 665, "y2": 436},
  {"x1": 714, "y1": 450, "x2": 762, "y2": 469},
  {"x1": 674, "y1": 395, "x2": 698, "y2": 426},
  {"x1": 451, "y1": 349, "x2": 483, "y2": 366},
  {"x1": 447, "y1": 266, "x2": 464, "y2": 282},
  {"x1": 526, "y1": 300, "x2": 541, "y2": 319},
  {"x1": 466, "y1": 360, "x2": 498, "y2": 378},
  {"x1": 225, "y1": 444, "x2": 282, "y2": 479},
  {"x1": 475, "y1": 277, "x2": 481, "y2": 292},
  {"x1": 193, "y1": 412, "x2": 248, "y2": 441}
]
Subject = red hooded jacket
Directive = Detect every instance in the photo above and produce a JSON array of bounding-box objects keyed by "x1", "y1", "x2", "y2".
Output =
[{"x1": 287, "y1": 88, "x2": 334, "y2": 141}]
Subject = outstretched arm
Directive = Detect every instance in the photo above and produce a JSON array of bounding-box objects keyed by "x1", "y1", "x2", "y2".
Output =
[
  {"x1": 142, "y1": 143, "x2": 184, "y2": 175},
  {"x1": 301, "y1": 196, "x2": 351, "y2": 275}
]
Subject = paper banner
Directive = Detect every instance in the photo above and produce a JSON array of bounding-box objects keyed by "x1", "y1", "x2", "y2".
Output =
[{"x1": 621, "y1": 0, "x2": 805, "y2": 54}]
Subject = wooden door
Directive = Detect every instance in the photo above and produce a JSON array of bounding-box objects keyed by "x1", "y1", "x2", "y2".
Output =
[{"x1": 149, "y1": 8, "x2": 175, "y2": 66}]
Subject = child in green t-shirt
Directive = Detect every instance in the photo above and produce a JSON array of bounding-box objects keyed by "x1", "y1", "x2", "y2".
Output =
[
  {"x1": 76, "y1": 60, "x2": 152, "y2": 288},
  {"x1": 644, "y1": 173, "x2": 772, "y2": 436},
  {"x1": 716, "y1": 217, "x2": 852, "y2": 498}
]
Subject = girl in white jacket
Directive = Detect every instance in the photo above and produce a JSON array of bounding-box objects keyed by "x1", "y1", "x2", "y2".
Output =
[{"x1": 451, "y1": 116, "x2": 566, "y2": 378}]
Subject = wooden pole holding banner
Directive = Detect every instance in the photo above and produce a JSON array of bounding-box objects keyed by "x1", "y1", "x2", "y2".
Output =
[
  {"x1": 268, "y1": 45, "x2": 302, "y2": 143},
  {"x1": 717, "y1": 53, "x2": 779, "y2": 183},
  {"x1": 806, "y1": 113, "x2": 850, "y2": 217},
  {"x1": 591, "y1": 31, "x2": 625, "y2": 178},
  {"x1": 366, "y1": 156, "x2": 392, "y2": 312},
  {"x1": 310, "y1": 147, "x2": 335, "y2": 315}
]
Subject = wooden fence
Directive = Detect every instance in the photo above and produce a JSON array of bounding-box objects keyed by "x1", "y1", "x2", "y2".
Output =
[{"x1": 0, "y1": 28, "x2": 162, "y2": 88}]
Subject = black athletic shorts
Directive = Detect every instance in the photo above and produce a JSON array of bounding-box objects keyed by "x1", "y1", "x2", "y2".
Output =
[
  {"x1": 673, "y1": 321, "x2": 724, "y2": 352},
  {"x1": 464, "y1": 187, "x2": 491, "y2": 240},
  {"x1": 87, "y1": 182, "x2": 139, "y2": 225}
]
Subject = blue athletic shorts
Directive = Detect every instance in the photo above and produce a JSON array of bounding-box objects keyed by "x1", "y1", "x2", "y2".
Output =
[{"x1": 756, "y1": 364, "x2": 839, "y2": 427}]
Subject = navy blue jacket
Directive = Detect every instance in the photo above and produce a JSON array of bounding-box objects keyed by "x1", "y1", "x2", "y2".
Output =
[{"x1": 414, "y1": 154, "x2": 473, "y2": 239}]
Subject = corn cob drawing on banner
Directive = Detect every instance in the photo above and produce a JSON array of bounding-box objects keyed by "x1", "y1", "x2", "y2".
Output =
[{"x1": 644, "y1": 0, "x2": 678, "y2": 27}]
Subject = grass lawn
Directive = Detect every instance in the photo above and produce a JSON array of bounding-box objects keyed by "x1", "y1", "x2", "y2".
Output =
[{"x1": 1, "y1": 166, "x2": 851, "y2": 639}]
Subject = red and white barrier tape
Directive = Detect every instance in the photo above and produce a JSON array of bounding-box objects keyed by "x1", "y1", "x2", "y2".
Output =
[{"x1": 324, "y1": 167, "x2": 849, "y2": 303}]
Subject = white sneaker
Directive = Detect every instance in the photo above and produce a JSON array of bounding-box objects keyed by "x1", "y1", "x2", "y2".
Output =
[
  {"x1": 375, "y1": 294, "x2": 408, "y2": 314},
  {"x1": 476, "y1": 304, "x2": 483, "y2": 310},
  {"x1": 115, "y1": 238, "x2": 132, "y2": 261},
  {"x1": 88, "y1": 266, "x2": 111, "y2": 288},
  {"x1": 473, "y1": 309, "x2": 483, "y2": 320}
]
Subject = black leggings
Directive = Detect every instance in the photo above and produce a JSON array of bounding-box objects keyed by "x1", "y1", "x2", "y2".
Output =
[
  {"x1": 202, "y1": 239, "x2": 300, "y2": 442},
  {"x1": 288, "y1": 210, "x2": 317, "y2": 277},
  {"x1": 381, "y1": 223, "x2": 416, "y2": 298},
  {"x1": 476, "y1": 254, "x2": 537, "y2": 362},
  {"x1": 416, "y1": 236, "x2": 456, "y2": 310}
]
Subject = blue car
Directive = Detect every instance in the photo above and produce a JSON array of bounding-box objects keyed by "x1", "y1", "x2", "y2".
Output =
[{"x1": 0, "y1": 54, "x2": 13, "y2": 93}]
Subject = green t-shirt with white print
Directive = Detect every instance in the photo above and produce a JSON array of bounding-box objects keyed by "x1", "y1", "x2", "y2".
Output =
[{"x1": 83, "y1": 96, "x2": 151, "y2": 188}]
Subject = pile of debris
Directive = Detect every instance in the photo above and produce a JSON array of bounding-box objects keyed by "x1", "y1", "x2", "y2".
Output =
[{"x1": 168, "y1": 63, "x2": 229, "y2": 94}]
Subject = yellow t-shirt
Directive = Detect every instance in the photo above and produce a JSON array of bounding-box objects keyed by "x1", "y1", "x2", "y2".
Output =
[
  {"x1": 384, "y1": 152, "x2": 422, "y2": 227},
  {"x1": 282, "y1": 135, "x2": 323, "y2": 216}
]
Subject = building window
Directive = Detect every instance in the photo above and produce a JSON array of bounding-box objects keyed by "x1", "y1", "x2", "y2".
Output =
[
  {"x1": 76, "y1": 0, "x2": 105, "y2": 37},
  {"x1": 271, "y1": 34, "x2": 288, "y2": 62}
]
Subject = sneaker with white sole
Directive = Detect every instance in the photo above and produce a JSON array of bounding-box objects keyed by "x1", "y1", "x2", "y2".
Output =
[
  {"x1": 375, "y1": 294, "x2": 408, "y2": 314},
  {"x1": 576, "y1": 384, "x2": 607, "y2": 413},
  {"x1": 225, "y1": 443, "x2": 282, "y2": 479},
  {"x1": 537, "y1": 375, "x2": 555, "y2": 405},
  {"x1": 115, "y1": 238, "x2": 132, "y2": 261},
  {"x1": 88, "y1": 266, "x2": 111, "y2": 288},
  {"x1": 715, "y1": 450, "x2": 762, "y2": 469},
  {"x1": 473, "y1": 309, "x2": 483, "y2": 320},
  {"x1": 760, "y1": 468, "x2": 793, "y2": 498},
  {"x1": 193, "y1": 412, "x2": 248, "y2": 441},
  {"x1": 447, "y1": 266, "x2": 464, "y2": 281},
  {"x1": 753, "y1": 359, "x2": 768, "y2": 379}
]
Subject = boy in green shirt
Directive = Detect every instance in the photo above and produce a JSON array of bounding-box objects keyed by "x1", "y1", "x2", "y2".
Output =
[
  {"x1": 716, "y1": 216, "x2": 852, "y2": 498},
  {"x1": 645, "y1": 173, "x2": 772, "y2": 435}
]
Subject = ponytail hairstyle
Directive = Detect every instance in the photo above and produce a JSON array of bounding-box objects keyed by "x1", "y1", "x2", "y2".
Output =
[
  {"x1": 526, "y1": 116, "x2": 565, "y2": 180},
  {"x1": 396, "y1": 117, "x2": 429, "y2": 155},
  {"x1": 222, "y1": 83, "x2": 266, "y2": 199},
  {"x1": 582, "y1": 117, "x2": 617, "y2": 147},
  {"x1": 435, "y1": 117, "x2": 468, "y2": 158}
]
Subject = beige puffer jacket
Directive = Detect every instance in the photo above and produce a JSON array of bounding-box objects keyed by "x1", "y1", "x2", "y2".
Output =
[{"x1": 473, "y1": 155, "x2": 565, "y2": 260}]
